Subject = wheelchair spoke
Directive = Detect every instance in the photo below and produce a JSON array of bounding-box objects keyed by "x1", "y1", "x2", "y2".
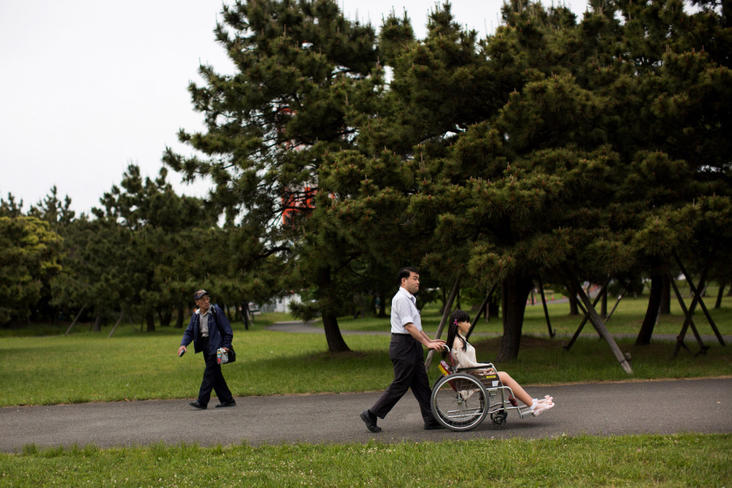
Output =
[{"x1": 431, "y1": 373, "x2": 489, "y2": 431}]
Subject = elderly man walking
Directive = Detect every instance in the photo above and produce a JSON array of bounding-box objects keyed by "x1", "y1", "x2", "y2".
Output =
[
  {"x1": 360, "y1": 267, "x2": 445, "y2": 432},
  {"x1": 177, "y1": 289, "x2": 236, "y2": 409}
]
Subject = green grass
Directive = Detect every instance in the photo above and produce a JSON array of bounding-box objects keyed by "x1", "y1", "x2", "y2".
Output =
[
  {"x1": 0, "y1": 297, "x2": 729, "y2": 487},
  {"x1": 1, "y1": 434, "x2": 728, "y2": 487},
  {"x1": 335, "y1": 291, "x2": 732, "y2": 338},
  {"x1": 0, "y1": 292, "x2": 729, "y2": 406},
  {"x1": 1, "y1": 324, "x2": 729, "y2": 407}
]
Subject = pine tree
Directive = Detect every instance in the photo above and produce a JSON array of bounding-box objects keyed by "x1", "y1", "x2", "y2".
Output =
[{"x1": 164, "y1": 0, "x2": 380, "y2": 351}]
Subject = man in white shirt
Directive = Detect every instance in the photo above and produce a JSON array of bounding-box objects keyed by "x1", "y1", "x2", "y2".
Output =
[{"x1": 361, "y1": 267, "x2": 445, "y2": 432}]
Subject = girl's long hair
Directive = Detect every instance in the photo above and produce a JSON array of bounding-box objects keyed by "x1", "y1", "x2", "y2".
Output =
[{"x1": 444, "y1": 309, "x2": 470, "y2": 358}]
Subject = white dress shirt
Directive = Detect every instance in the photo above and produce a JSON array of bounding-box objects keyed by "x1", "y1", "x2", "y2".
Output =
[{"x1": 390, "y1": 286, "x2": 422, "y2": 334}]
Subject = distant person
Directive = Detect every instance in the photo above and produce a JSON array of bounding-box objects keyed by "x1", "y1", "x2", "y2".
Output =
[
  {"x1": 360, "y1": 267, "x2": 446, "y2": 432},
  {"x1": 177, "y1": 289, "x2": 236, "y2": 409},
  {"x1": 445, "y1": 309, "x2": 554, "y2": 415}
]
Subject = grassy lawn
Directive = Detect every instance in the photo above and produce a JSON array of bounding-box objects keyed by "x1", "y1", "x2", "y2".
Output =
[
  {"x1": 336, "y1": 289, "x2": 732, "y2": 338},
  {"x1": 0, "y1": 295, "x2": 729, "y2": 487},
  {"x1": 0, "y1": 434, "x2": 728, "y2": 487},
  {"x1": 0, "y1": 299, "x2": 729, "y2": 406}
]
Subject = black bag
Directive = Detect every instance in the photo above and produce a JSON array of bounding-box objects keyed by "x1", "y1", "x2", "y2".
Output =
[
  {"x1": 212, "y1": 304, "x2": 236, "y2": 364},
  {"x1": 217, "y1": 346, "x2": 236, "y2": 364}
]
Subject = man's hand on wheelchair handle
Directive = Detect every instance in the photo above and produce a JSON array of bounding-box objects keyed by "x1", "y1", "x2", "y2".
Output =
[{"x1": 428, "y1": 339, "x2": 446, "y2": 351}]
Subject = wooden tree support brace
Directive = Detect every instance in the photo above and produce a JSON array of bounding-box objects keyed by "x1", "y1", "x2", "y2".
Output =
[
  {"x1": 564, "y1": 279, "x2": 610, "y2": 351},
  {"x1": 537, "y1": 276, "x2": 555, "y2": 338},
  {"x1": 64, "y1": 305, "x2": 87, "y2": 336},
  {"x1": 424, "y1": 273, "x2": 461, "y2": 370},
  {"x1": 606, "y1": 293, "x2": 624, "y2": 322},
  {"x1": 573, "y1": 281, "x2": 632, "y2": 374},
  {"x1": 108, "y1": 311, "x2": 125, "y2": 338},
  {"x1": 467, "y1": 282, "x2": 497, "y2": 341},
  {"x1": 671, "y1": 276, "x2": 709, "y2": 357},
  {"x1": 674, "y1": 253, "x2": 725, "y2": 347}
]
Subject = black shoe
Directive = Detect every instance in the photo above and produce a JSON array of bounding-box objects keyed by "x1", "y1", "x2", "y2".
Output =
[
  {"x1": 215, "y1": 400, "x2": 236, "y2": 408},
  {"x1": 360, "y1": 410, "x2": 381, "y2": 433},
  {"x1": 424, "y1": 421, "x2": 444, "y2": 430},
  {"x1": 189, "y1": 401, "x2": 207, "y2": 410}
]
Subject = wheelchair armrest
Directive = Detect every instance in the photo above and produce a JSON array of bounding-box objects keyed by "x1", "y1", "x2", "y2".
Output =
[{"x1": 455, "y1": 363, "x2": 496, "y2": 372}]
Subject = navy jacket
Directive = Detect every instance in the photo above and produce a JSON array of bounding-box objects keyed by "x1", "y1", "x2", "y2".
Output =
[{"x1": 180, "y1": 304, "x2": 233, "y2": 356}]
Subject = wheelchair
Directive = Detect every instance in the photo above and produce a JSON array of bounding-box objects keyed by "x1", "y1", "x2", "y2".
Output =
[{"x1": 430, "y1": 347, "x2": 533, "y2": 431}]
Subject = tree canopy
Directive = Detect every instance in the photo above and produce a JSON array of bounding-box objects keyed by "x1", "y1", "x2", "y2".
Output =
[{"x1": 2, "y1": 1, "x2": 729, "y2": 372}]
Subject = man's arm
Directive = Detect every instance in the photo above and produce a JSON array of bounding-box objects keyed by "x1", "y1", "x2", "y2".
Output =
[
  {"x1": 404, "y1": 323, "x2": 445, "y2": 351},
  {"x1": 215, "y1": 304, "x2": 233, "y2": 350},
  {"x1": 177, "y1": 315, "x2": 195, "y2": 355}
]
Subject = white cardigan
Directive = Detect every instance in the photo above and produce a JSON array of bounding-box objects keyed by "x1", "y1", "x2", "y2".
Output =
[{"x1": 451, "y1": 334, "x2": 493, "y2": 370}]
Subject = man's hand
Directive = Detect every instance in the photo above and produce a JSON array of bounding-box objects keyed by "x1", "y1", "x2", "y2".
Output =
[
  {"x1": 177, "y1": 345, "x2": 187, "y2": 357},
  {"x1": 427, "y1": 340, "x2": 446, "y2": 351}
]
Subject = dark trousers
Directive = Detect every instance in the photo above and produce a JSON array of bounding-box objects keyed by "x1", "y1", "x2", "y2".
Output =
[
  {"x1": 370, "y1": 334, "x2": 436, "y2": 423},
  {"x1": 197, "y1": 347, "x2": 234, "y2": 406}
]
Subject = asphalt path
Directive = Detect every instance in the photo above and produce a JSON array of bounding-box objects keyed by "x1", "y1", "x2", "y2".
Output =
[{"x1": 1, "y1": 378, "x2": 730, "y2": 452}]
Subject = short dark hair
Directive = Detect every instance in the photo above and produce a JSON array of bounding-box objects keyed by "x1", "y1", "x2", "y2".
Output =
[{"x1": 398, "y1": 267, "x2": 418, "y2": 283}]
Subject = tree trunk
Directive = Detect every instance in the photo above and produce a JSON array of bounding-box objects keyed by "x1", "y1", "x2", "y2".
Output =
[
  {"x1": 377, "y1": 291, "x2": 387, "y2": 317},
  {"x1": 158, "y1": 308, "x2": 172, "y2": 327},
  {"x1": 488, "y1": 293, "x2": 500, "y2": 319},
  {"x1": 241, "y1": 302, "x2": 250, "y2": 330},
  {"x1": 660, "y1": 274, "x2": 671, "y2": 314},
  {"x1": 145, "y1": 312, "x2": 156, "y2": 332},
  {"x1": 496, "y1": 273, "x2": 534, "y2": 362},
  {"x1": 568, "y1": 294, "x2": 579, "y2": 315},
  {"x1": 92, "y1": 314, "x2": 102, "y2": 332},
  {"x1": 317, "y1": 266, "x2": 350, "y2": 352},
  {"x1": 322, "y1": 311, "x2": 350, "y2": 352},
  {"x1": 636, "y1": 273, "x2": 663, "y2": 345},
  {"x1": 600, "y1": 286, "x2": 608, "y2": 318},
  {"x1": 175, "y1": 304, "x2": 185, "y2": 328}
]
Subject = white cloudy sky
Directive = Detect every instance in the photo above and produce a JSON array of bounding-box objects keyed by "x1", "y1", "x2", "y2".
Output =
[{"x1": 0, "y1": 0, "x2": 588, "y2": 214}]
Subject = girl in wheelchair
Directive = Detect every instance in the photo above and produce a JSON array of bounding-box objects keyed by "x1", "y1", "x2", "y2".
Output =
[{"x1": 445, "y1": 310, "x2": 555, "y2": 416}]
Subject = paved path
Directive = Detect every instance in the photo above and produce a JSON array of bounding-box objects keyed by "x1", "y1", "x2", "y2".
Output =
[{"x1": 1, "y1": 378, "x2": 730, "y2": 452}]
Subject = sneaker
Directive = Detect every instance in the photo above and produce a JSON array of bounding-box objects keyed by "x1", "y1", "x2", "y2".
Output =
[
  {"x1": 360, "y1": 410, "x2": 381, "y2": 433},
  {"x1": 532, "y1": 401, "x2": 555, "y2": 416}
]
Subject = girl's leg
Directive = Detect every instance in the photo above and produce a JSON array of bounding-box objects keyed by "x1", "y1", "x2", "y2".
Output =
[{"x1": 497, "y1": 371, "x2": 534, "y2": 407}]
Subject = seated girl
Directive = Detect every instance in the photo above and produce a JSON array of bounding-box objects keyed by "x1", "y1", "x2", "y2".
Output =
[{"x1": 444, "y1": 310, "x2": 554, "y2": 416}]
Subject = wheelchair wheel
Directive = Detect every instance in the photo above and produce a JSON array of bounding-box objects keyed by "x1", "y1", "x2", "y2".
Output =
[
  {"x1": 431, "y1": 373, "x2": 488, "y2": 431},
  {"x1": 491, "y1": 410, "x2": 507, "y2": 425}
]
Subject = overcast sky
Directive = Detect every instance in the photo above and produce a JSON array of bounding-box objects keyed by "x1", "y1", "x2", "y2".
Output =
[{"x1": 0, "y1": 0, "x2": 588, "y2": 215}]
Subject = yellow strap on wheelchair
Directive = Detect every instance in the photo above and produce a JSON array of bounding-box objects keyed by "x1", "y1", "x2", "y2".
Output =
[{"x1": 438, "y1": 360, "x2": 450, "y2": 376}]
